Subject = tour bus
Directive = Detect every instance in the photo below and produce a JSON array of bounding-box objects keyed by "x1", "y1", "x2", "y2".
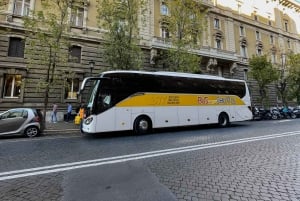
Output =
[{"x1": 79, "y1": 70, "x2": 252, "y2": 134}]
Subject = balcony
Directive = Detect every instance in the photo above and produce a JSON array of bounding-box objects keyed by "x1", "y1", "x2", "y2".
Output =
[
  {"x1": 238, "y1": 57, "x2": 249, "y2": 65},
  {"x1": 197, "y1": 46, "x2": 238, "y2": 61},
  {"x1": 151, "y1": 37, "x2": 238, "y2": 62}
]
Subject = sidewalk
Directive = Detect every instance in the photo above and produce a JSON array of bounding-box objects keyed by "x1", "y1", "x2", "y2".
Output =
[{"x1": 44, "y1": 121, "x2": 81, "y2": 135}]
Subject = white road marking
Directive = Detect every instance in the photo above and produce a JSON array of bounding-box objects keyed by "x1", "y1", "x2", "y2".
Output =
[
  {"x1": 0, "y1": 130, "x2": 300, "y2": 181},
  {"x1": 275, "y1": 120, "x2": 292, "y2": 123}
]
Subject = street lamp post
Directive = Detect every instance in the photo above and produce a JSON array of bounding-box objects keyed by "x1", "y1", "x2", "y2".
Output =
[{"x1": 89, "y1": 60, "x2": 95, "y2": 76}]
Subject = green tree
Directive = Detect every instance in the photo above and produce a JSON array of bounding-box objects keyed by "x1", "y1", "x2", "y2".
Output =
[
  {"x1": 161, "y1": 0, "x2": 207, "y2": 73},
  {"x1": 97, "y1": 0, "x2": 146, "y2": 70},
  {"x1": 275, "y1": 54, "x2": 289, "y2": 107},
  {"x1": 287, "y1": 53, "x2": 300, "y2": 104},
  {"x1": 249, "y1": 55, "x2": 279, "y2": 107},
  {"x1": 23, "y1": 0, "x2": 73, "y2": 122}
]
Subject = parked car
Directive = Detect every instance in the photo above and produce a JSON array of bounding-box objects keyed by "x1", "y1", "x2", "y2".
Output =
[{"x1": 0, "y1": 108, "x2": 45, "y2": 137}]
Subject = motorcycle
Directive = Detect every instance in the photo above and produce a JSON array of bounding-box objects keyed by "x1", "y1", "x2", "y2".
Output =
[
  {"x1": 292, "y1": 107, "x2": 300, "y2": 118},
  {"x1": 279, "y1": 107, "x2": 296, "y2": 119},
  {"x1": 270, "y1": 108, "x2": 283, "y2": 120}
]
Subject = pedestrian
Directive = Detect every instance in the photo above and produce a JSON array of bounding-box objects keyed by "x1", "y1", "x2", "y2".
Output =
[
  {"x1": 51, "y1": 103, "x2": 58, "y2": 123},
  {"x1": 78, "y1": 104, "x2": 85, "y2": 130},
  {"x1": 66, "y1": 103, "x2": 72, "y2": 122}
]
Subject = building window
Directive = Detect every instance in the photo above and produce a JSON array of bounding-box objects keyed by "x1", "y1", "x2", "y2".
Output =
[
  {"x1": 240, "y1": 26, "x2": 245, "y2": 36},
  {"x1": 255, "y1": 31, "x2": 260, "y2": 40},
  {"x1": 287, "y1": 39, "x2": 291, "y2": 48},
  {"x1": 257, "y1": 48, "x2": 262, "y2": 56},
  {"x1": 243, "y1": 69, "x2": 248, "y2": 81},
  {"x1": 271, "y1": 53, "x2": 276, "y2": 63},
  {"x1": 161, "y1": 3, "x2": 169, "y2": 16},
  {"x1": 65, "y1": 78, "x2": 79, "y2": 99},
  {"x1": 71, "y1": 7, "x2": 84, "y2": 27},
  {"x1": 2, "y1": 74, "x2": 22, "y2": 98},
  {"x1": 241, "y1": 45, "x2": 247, "y2": 58},
  {"x1": 161, "y1": 27, "x2": 169, "y2": 39},
  {"x1": 270, "y1": 35, "x2": 274, "y2": 44},
  {"x1": 69, "y1": 45, "x2": 81, "y2": 63},
  {"x1": 256, "y1": 43, "x2": 263, "y2": 56},
  {"x1": 13, "y1": 0, "x2": 30, "y2": 16},
  {"x1": 216, "y1": 39, "x2": 221, "y2": 49},
  {"x1": 284, "y1": 20, "x2": 288, "y2": 32},
  {"x1": 214, "y1": 18, "x2": 220, "y2": 29},
  {"x1": 8, "y1": 37, "x2": 25, "y2": 58}
]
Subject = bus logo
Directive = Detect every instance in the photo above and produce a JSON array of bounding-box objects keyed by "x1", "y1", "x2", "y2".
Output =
[{"x1": 198, "y1": 96, "x2": 208, "y2": 104}]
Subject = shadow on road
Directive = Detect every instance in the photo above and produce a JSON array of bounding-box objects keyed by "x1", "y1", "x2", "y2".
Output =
[{"x1": 82, "y1": 122, "x2": 250, "y2": 140}]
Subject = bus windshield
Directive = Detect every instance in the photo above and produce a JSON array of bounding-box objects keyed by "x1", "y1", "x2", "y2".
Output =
[{"x1": 87, "y1": 80, "x2": 100, "y2": 111}]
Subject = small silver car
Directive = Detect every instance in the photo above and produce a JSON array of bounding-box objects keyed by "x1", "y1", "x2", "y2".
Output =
[{"x1": 0, "y1": 108, "x2": 45, "y2": 137}]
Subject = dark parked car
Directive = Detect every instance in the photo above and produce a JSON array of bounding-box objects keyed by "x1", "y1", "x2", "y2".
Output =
[{"x1": 0, "y1": 108, "x2": 45, "y2": 137}]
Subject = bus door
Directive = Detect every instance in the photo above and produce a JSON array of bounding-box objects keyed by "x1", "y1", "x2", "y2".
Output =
[{"x1": 94, "y1": 90, "x2": 116, "y2": 132}]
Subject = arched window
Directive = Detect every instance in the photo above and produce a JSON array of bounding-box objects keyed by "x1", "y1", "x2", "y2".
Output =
[{"x1": 161, "y1": 3, "x2": 169, "y2": 16}]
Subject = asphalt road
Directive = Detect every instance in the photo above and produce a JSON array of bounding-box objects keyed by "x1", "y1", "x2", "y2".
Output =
[{"x1": 0, "y1": 119, "x2": 300, "y2": 201}]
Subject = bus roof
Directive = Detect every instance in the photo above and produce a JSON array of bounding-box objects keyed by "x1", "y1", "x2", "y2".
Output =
[{"x1": 100, "y1": 70, "x2": 245, "y2": 82}]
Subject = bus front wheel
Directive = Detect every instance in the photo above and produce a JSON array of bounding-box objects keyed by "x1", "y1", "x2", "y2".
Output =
[
  {"x1": 218, "y1": 113, "x2": 229, "y2": 127},
  {"x1": 133, "y1": 116, "x2": 152, "y2": 135}
]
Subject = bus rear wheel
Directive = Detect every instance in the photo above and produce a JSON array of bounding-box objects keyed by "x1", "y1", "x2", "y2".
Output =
[
  {"x1": 218, "y1": 113, "x2": 229, "y2": 127},
  {"x1": 133, "y1": 116, "x2": 152, "y2": 135}
]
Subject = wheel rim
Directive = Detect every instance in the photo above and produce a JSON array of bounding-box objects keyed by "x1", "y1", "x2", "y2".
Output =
[
  {"x1": 138, "y1": 119, "x2": 149, "y2": 131},
  {"x1": 26, "y1": 127, "x2": 38, "y2": 137}
]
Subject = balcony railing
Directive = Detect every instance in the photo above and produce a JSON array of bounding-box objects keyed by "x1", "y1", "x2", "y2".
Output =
[{"x1": 151, "y1": 37, "x2": 238, "y2": 61}]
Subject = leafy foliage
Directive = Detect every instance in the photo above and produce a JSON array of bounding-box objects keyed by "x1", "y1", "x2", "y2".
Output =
[
  {"x1": 97, "y1": 0, "x2": 147, "y2": 70},
  {"x1": 161, "y1": 0, "x2": 207, "y2": 72},
  {"x1": 287, "y1": 53, "x2": 300, "y2": 104},
  {"x1": 249, "y1": 55, "x2": 279, "y2": 107},
  {"x1": 23, "y1": 0, "x2": 73, "y2": 121}
]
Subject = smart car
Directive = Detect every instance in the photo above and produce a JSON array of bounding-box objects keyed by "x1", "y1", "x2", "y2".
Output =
[{"x1": 0, "y1": 108, "x2": 44, "y2": 137}]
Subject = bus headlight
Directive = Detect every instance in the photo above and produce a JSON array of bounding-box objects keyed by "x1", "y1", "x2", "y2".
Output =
[{"x1": 85, "y1": 117, "x2": 93, "y2": 125}]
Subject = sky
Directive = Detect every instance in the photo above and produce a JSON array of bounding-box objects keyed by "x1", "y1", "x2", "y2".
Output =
[{"x1": 216, "y1": 0, "x2": 300, "y2": 33}]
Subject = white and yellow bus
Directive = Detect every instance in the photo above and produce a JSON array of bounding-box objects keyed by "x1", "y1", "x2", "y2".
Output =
[{"x1": 79, "y1": 71, "x2": 252, "y2": 134}]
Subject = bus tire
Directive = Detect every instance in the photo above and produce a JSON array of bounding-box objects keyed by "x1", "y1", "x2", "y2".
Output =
[
  {"x1": 133, "y1": 115, "x2": 152, "y2": 135},
  {"x1": 218, "y1": 112, "x2": 229, "y2": 127}
]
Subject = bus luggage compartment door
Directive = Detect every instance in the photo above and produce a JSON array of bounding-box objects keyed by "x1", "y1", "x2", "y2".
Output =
[
  {"x1": 115, "y1": 107, "x2": 131, "y2": 131},
  {"x1": 154, "y1": 107, "x2": 178, "y2": 128}
]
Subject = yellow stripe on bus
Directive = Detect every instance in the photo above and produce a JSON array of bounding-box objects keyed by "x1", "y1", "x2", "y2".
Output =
[{"x1": 116, "y1": 93, "x2": 245, "y2": 107}]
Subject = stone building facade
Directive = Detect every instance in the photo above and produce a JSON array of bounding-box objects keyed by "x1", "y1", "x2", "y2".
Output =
[{"x1": 0, "y1": 0, "x2": 299, "y2": 115}]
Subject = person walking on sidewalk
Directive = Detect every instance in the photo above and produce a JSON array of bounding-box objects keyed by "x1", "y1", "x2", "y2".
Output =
[
  {"x1": 51, "y1": 103, "x2": 58, "y2": 123},
  {"x1": 66, "y1": 103, "x2": 72, "y2": 122}
]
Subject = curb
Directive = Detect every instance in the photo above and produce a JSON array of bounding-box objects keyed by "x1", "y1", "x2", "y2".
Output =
[{"x1": 43, "y1": 129, "x2": 80, "y2": 135}]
